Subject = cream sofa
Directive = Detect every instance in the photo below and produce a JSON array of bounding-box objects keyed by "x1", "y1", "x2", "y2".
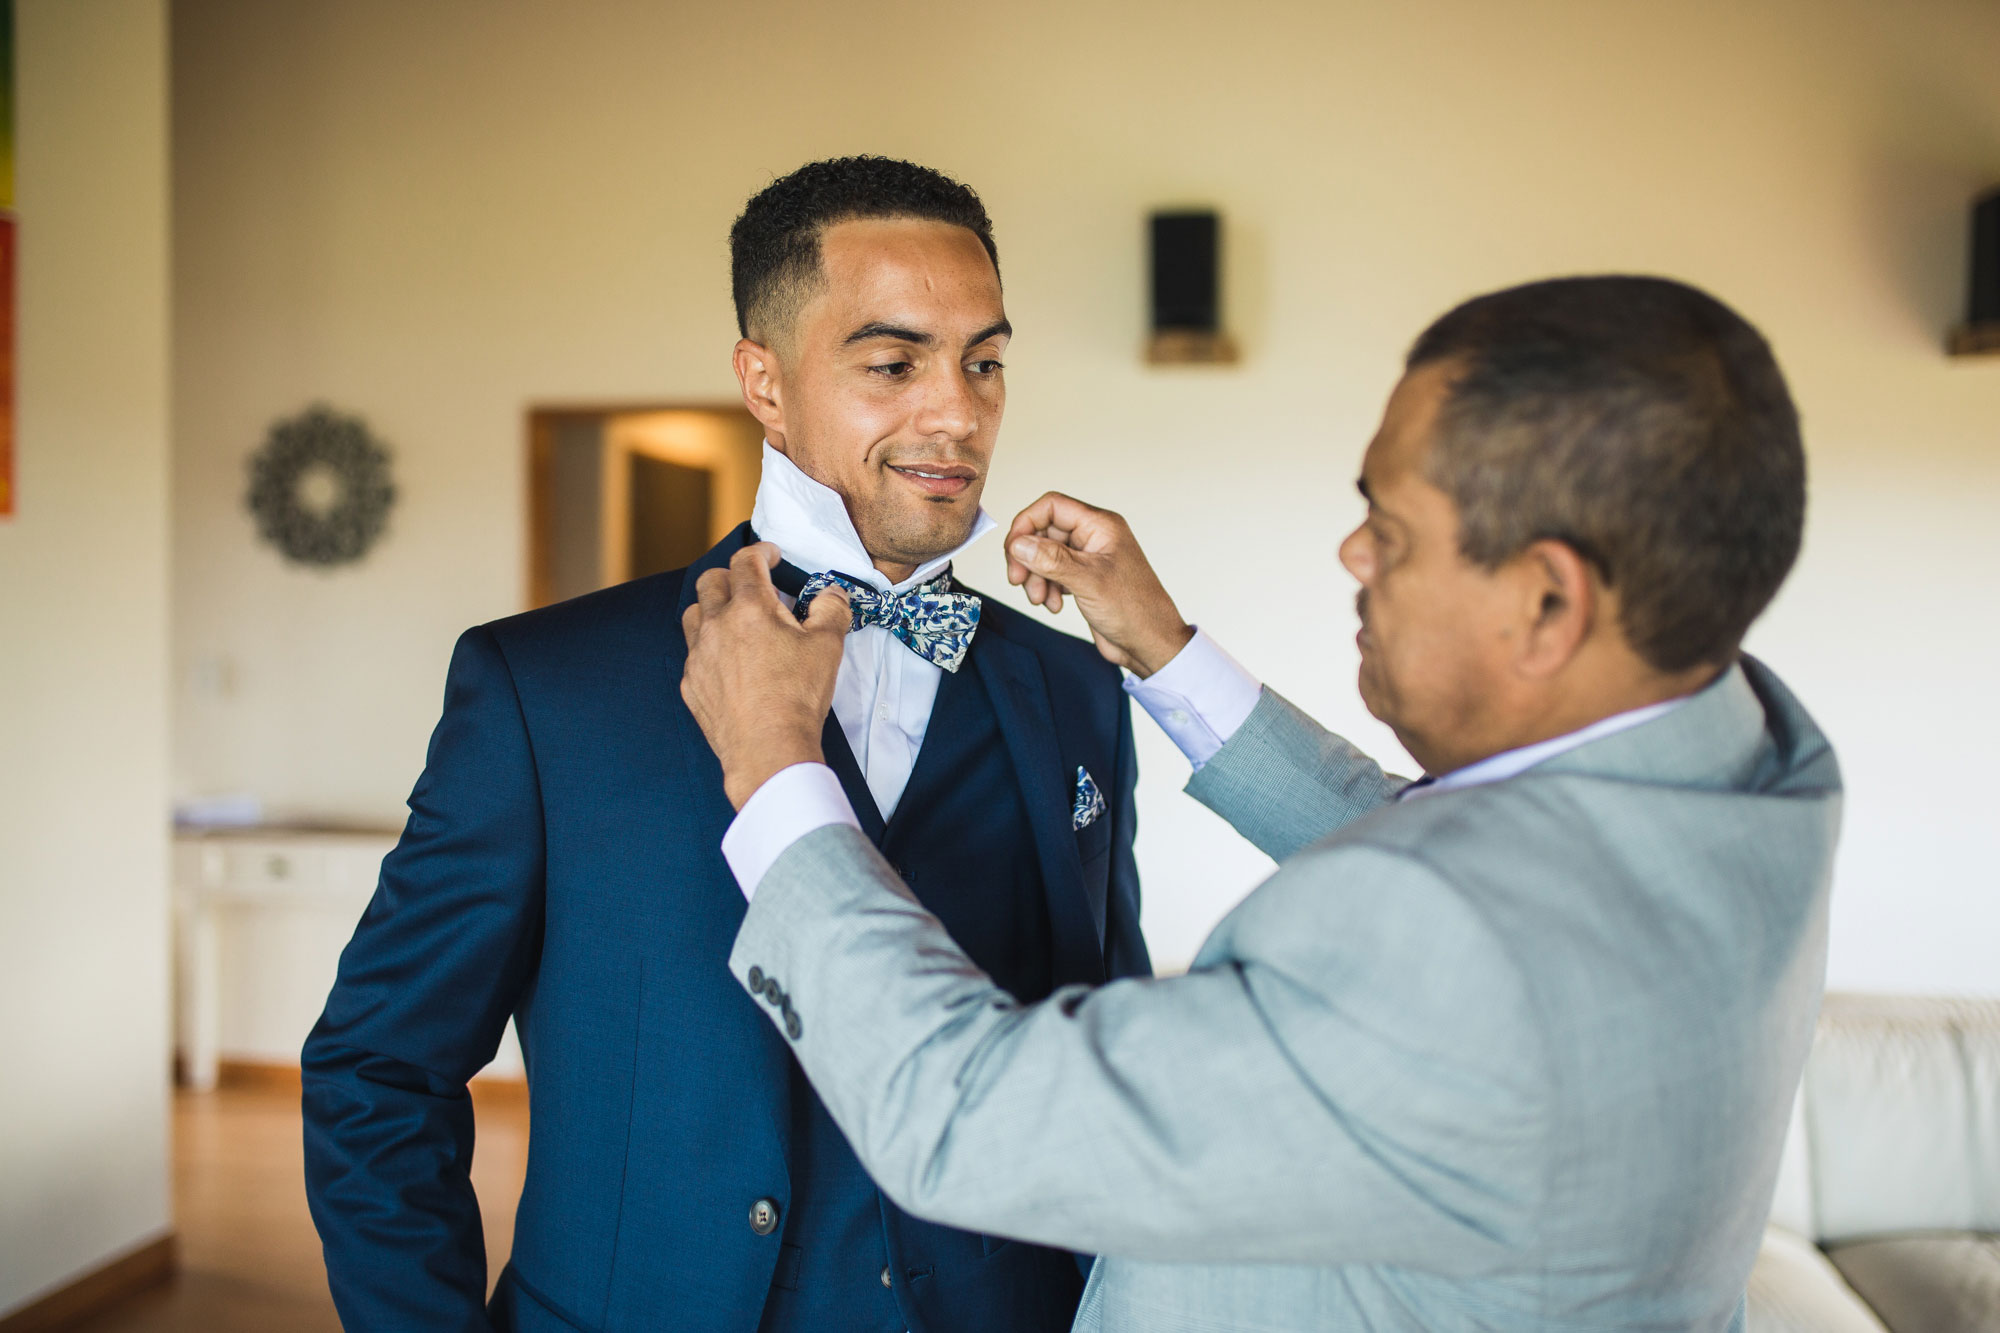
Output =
[{"x1": 1748, "y1": 993, "x2": 2000, "y2": 1332}]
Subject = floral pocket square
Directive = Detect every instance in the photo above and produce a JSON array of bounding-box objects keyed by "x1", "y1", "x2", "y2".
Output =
[{"x1": 1072, "y1": 766, "x2": 1107, "y2": 832}]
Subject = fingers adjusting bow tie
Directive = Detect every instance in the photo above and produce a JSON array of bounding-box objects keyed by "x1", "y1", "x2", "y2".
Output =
[{"x1": 794, "y1": 570, "x2": 982, "y2": 673}]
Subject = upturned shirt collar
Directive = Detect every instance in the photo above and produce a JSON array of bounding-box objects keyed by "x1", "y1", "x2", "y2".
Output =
[
  {"x1": 1400, "y1": 695, "x2": 1688, "y2": 801},
  {"x1": 749, "y1": 441, "x2": 997, "y2": 594}
]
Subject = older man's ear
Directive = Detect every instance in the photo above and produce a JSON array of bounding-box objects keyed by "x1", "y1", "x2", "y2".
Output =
[{"x1": 1509, "y1": 539, "x2": 1599, "y2": 680}]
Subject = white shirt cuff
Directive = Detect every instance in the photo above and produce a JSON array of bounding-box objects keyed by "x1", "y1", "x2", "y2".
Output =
[
  {"x1": 1122, "y1": 628, "x2": 1263, "y2": 771},
  {"x1": 720, "y1": 762, "x2": 862, "y2": 901}
]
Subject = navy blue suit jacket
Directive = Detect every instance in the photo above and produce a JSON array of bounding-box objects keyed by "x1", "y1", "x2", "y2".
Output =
[{"x1": 302, "y1": 526, "x2": 1149, "y2": 1331}]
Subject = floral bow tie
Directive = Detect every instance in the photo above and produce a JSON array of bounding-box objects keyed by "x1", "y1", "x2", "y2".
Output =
[{"x1": 794, "y1": 570, "x2": 982, "y2": 673}]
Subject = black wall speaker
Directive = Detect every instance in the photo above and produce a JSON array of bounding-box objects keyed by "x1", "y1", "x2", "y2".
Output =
[
  {"x1": 1971, "y1": 187, "x2": 2000, "y2": 327},
  {"x1": 1150, "y1": 211, "x2": 1220, "y2": 333}
]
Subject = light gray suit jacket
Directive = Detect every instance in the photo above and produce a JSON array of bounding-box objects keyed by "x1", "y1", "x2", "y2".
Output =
[{"x1": 729, "y1": 657, "x2": 1843, "y2": 1331}]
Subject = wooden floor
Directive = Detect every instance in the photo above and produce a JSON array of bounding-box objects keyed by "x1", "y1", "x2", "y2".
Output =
[{"x1": 71, "y1": 1077, "x2": 528, "y2": 1332}]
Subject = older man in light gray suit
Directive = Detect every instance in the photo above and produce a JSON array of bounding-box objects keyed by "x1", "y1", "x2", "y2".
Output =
[{"x1": 679, "y1": 276, "x2": 1842, "y2": 1331}]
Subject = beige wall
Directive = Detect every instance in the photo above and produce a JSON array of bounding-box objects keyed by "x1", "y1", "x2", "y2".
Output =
[
  {"x1": 0, "y1": 0, "x2": 172, "y2": 1315},
  {"x1": 173, "y1": 0, "x2": 2000, "y2": 985}
]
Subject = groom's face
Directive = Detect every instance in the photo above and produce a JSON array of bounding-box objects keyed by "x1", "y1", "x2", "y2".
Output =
[{"x1": 744, "y1": 217, "x2": 1010, "y2": 575}]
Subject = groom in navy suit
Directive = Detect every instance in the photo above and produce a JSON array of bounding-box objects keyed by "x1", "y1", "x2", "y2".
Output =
[{"x1": 302, "y1": 156, "x2": 1150, "y2": 1332}]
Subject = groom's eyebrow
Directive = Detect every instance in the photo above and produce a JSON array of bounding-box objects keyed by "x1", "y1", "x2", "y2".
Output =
[
  {"x1": 964, "y1": 319, "x2": 1012, "y2": 349},
  {"x1": 840, "y1": 319, "x2": 1012, "y2": 350},
  {"x1": 843, "y1": 322, "x2": 933, "y2": 347}
]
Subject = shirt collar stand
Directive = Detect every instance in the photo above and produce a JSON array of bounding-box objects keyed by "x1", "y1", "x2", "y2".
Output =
[
  {"x1": 749, "y1": 441, "x2": 996, "y2": 594},
  {"x1": 1401, "y1": 696, "x2": 1689, "y2": 801}
]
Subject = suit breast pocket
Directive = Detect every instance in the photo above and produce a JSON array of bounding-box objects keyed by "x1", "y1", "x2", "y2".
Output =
[{"x1": 1075, "y1": 814, "x2": 1112, "y2": 872}]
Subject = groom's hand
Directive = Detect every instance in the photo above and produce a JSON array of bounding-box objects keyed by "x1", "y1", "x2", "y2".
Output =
[
  {"x1": 681, "y1": 543, "x2": 851, "y2": 810},
  {"x1": 1006, "y1": 492, "x2": 1195, "y2": 678}
]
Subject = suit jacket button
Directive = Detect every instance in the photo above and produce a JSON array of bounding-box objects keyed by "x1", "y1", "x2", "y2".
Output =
[
  {"x1": 880, "y1": 1265, "x2": 893, "y2": 1289},
  {"x1": 747, "y1": 966, "x2": 765, "y2": 993},
  {"x1": 786, "y1": 1012, "x2": 803, "y2": 1041},
  {"x1": 749, "y1": 1197, "x2": 780, "y2": 1236}
]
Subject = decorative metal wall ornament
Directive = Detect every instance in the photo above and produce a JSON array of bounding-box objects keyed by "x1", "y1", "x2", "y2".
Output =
[{"x1": 246, "y1": 404, "x2": 396, "y2": 567}]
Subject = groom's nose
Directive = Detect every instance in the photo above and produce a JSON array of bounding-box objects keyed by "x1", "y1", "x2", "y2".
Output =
[{"x1": 911, "y1": 365, "x2": 981, "y2": 444}]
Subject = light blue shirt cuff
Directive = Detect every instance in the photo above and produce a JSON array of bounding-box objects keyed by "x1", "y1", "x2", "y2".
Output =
[
  {"x1": 1122, "y1": 628, "x2": 1263, "y2": 771},
  {"x1": 721, "y1": 762, "x2": 863, "y2": 900}
]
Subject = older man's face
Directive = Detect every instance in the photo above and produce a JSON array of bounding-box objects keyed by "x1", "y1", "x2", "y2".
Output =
[
  {"x1": 1338, "y1": 361, "x2": 1523, "y2": 775},
  {"x1": 769, "y1": 217, "x2": 1010, "y2": 578}
]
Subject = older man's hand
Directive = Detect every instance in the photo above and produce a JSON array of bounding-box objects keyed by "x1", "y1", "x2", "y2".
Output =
[
  {"x1": 1006, "y1": 492, "x2": 1195, "y2": 678},
  {"x1": 681, "y1": 542, "x2": 850, "y2": 810}
]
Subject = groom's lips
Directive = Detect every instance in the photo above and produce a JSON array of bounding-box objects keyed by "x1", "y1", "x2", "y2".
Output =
[{"x1": 888, "y1": 463, "x2": 976, "y2": 498}]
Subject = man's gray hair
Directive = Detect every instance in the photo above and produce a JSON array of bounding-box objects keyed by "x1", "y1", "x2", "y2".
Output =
[{"x1": 1408, "y1": 276, "x2": 1805, "y2": 673}]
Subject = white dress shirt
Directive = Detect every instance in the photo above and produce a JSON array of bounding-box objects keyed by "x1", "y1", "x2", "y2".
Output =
[
  {"x1": 746, "y1": 441, "x2": 996, "y2": 822},
  {"x1": 724, "y1": 622, "x2": 1689, "y2": 898}
]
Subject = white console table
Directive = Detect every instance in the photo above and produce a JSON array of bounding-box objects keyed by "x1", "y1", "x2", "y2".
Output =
[
  {"x1": 172, "y1": 826, "x2": 401, "y2": 1090},
  {"x1": 173, "y1": 825, "x2": 527, "y2": 1090}
]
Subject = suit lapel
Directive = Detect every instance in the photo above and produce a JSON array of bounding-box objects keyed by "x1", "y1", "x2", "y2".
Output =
[
  {"x1": 670, "y1": 524, "x2": 753, "y2": 842},
  {"x1": 686, "y1": 523, "x2": 889, "y2": 843},
  {"x1": 970, "y1": 627, "x2": 1108, "y2": 986},
  {"x1": 675, "y1": 522, "x2": 755, "y2": 620},
  {"x1": 672, "y1": 522, "x2": 801, "y2": 1166},
  {"x1": 820, "y1": 715, "x2": 887, "y2": 843}
]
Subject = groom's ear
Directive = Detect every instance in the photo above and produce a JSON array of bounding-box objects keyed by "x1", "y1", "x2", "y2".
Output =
[{"x1": 733, "y1": 339, "x2": 788, "y2": 448}]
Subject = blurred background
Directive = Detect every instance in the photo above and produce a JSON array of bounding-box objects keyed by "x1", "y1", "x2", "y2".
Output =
[{"x1": 3, "y1": 0, "x2": 1997, "y2": 1326}]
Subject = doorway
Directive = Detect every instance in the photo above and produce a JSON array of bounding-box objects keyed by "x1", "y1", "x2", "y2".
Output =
[{"x1": 526, "y1": 405, "x2": 763, "y2": 609}]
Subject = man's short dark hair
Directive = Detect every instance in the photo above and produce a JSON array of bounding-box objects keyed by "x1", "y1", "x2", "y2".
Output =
[
  {"x1": 1406, "y1": 275, "x2": 1806, "y2": 674},
  {"x1": 730, "y1": 156, "x2": 1000, "y2": 345}
]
